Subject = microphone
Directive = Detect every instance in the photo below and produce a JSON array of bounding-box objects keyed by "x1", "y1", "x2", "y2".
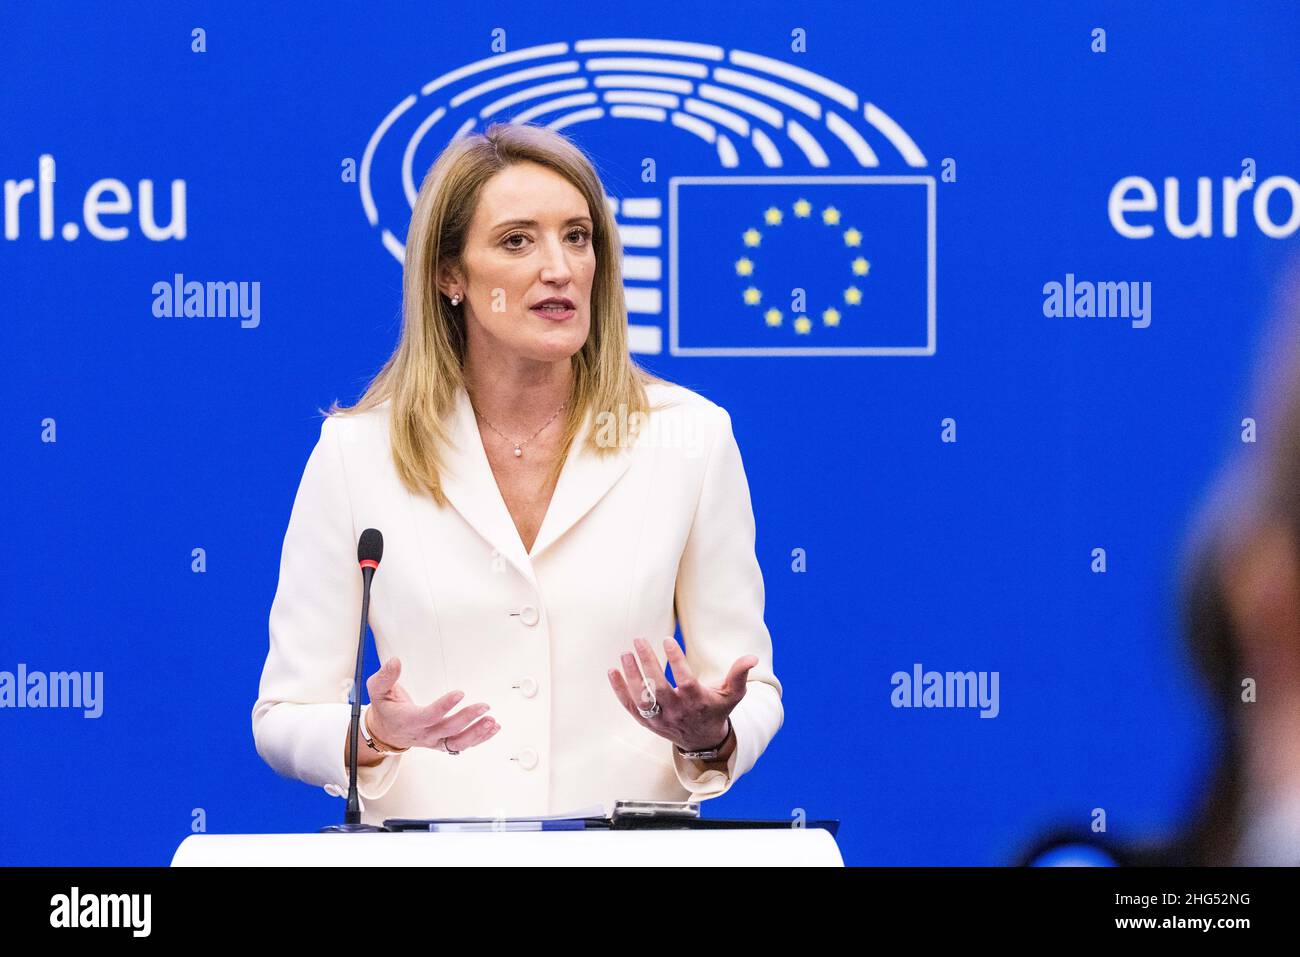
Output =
[
  {"x1": 358, "y1": 527, "x2": 383, "y2": 572},
  {"x1": 320, "y1": 528, "x2": 387, "y2": 833}
]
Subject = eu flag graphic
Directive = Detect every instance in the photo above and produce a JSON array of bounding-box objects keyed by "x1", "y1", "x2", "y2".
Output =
[{"x1": 668, "y1": 176, "x2": 935, "y2": 355}]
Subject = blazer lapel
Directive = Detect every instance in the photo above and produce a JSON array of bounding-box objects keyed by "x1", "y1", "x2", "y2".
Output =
[
  {"x1": 528, "y1": 398, "x2": 635, "y2": 561},
  {"x1": 431, "y1": 385, "x2": 635, "y2": 583}
]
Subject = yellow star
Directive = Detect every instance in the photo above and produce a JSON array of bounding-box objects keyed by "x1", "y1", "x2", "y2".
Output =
[
  {"x1": 793, "y1": 198, "x2": 812, "y2": 218},
  {"x1": 844, "y1": 286, "x2": 862, "y2": 305},
  {"x1": 743, "y1": 228, "x2": 762, "y2": 247},
  {"x1": 794, "y1": 316, "x2": 812, "y2": 334},
  {"x1": 764, "y1": 308, "x2": 782, "y2": 326},
  {"x1": 852, "y1": 257, "x2": 871, "y2": 276},
  {"x1": 743, "y1": 286, "x2": 762, "y2": 306},
  {"x1": 822, "y1": 308, "x2": 841, "y2": 326},
  {"x1": 764, "y1": 206, "x2": 783, "y2": 226},
  {"x1": 735, "y1": 257, "x2": 754, "y2": 276},
  {"x1": 822, "y1": 206, "x2": 841, "y2": 225},
  {"x1": 843, "y1": 227, "x2": 862, "y2": 247}
]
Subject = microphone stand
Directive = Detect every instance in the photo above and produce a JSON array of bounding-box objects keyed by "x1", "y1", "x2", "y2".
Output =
[{"x1": 320, "y1": 559, "x2": 387, "y2": 833}]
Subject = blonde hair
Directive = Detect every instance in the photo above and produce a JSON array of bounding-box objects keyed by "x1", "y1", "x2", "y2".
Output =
[{"x1": 327, "y1": 122, "x2": 669, "y2": 507}]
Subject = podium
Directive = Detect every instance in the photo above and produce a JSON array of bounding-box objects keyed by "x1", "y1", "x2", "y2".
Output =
[{"x1": 172, "y1": 827, "x2": 844, "y2": 866}]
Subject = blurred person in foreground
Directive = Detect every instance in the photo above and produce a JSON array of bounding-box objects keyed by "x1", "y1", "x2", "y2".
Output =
[{"x1": 1024, "y1": 271, "x2": 1300, "y2": 866}]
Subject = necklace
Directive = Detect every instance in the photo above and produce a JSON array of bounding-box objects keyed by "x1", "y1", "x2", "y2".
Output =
[{"x1": 471, "y1": 398, "x2": 567, "y2": 458}]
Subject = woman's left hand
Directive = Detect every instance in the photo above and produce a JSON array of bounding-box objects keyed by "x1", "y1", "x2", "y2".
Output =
[{"x1": 607, "y1": 637, "x2": 758, "y2": 752}]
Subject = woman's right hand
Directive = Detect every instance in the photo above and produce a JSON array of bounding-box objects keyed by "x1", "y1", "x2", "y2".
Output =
[{"x1": 364, "y1": 657, "x2": 499, "y2": 753}]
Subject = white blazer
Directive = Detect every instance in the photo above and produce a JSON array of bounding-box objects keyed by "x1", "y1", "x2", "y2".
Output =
[{"x1": 251, "y1": 379, "x2": 783, "y2": 824}]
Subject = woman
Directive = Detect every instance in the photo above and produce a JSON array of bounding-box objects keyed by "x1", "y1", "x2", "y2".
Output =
[{"x1": 251, "y1": 122, "x2": 783, "y2": 824}]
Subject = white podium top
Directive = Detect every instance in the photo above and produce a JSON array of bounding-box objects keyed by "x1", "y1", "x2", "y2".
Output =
[{"x1": 172, "y1": 828, "x2": 843, "y2": 866}]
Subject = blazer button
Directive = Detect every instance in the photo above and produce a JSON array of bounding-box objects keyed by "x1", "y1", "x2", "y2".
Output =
[
  {"x1": 518, "y1": 605, "x2": 539, "y2": 626},
  {"x1": 515, "y1": 677, "x2": 538, "y2": 698},
  {"x1": 514, "y1": 748, "x2": 539, "y2": 770}
]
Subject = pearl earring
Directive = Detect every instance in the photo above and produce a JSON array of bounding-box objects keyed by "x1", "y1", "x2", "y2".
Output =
[{"x1": 450, "y1": 293, "x2": 461, "y2": 305}]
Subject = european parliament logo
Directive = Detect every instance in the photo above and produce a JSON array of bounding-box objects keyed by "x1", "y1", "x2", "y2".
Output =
[{"x1": 359, "y1": 37, "x2": 937, "y2": 358}]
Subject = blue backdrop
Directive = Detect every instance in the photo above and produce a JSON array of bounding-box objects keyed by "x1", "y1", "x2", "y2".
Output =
[{"x1": 3, "y1": 1, "x2": 1298, "y2": 865}]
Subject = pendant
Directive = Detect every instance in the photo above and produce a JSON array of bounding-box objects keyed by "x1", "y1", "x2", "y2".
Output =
[{"x1": 513, "y1": 445, "x2": 522, "y2": 457}]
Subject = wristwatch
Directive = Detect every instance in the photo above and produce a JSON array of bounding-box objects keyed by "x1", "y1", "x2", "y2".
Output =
[
  {"x1": 675, "y1": 718, "x2": 732, "y2": 760},
  {"x1": 360, "y1": 704, "x2": 408, "y2": 755}
]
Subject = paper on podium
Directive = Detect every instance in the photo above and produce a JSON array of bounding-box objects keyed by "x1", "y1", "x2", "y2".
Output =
[{"x1": 384, "y1": 804, "x2": 608, "y2": 831}]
